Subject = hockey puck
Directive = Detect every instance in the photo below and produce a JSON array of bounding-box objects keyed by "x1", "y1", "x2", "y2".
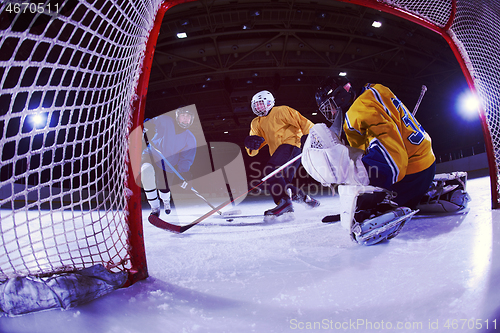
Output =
[{"x1": 226, "y1": 218, "x2": 234, "y2": 222}]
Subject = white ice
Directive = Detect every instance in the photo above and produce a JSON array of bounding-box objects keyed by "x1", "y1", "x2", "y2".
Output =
[{"x1": 1, "y1": 175, "x2": 499, "y2": 333}]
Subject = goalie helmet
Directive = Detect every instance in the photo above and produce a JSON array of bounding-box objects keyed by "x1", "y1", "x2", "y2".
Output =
[
  {"x1": 175, "y1": 106, "x2": 195, "y2": 129},
  {"x1": 251, "y1": 90, "x2": 275, "y2": 117},
  {"x1": 315, "y1": 76, "x2": 356, "y2": 123}
]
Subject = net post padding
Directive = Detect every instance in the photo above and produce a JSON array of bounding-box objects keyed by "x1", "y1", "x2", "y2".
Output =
[
  {"x1": 126, "y1": 0, "x2": 198, "y2": 285},
  {"x1": 335, "y1": 0, "x2": 500, "y2": 209}
]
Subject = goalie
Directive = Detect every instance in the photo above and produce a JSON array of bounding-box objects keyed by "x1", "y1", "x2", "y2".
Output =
[{"x1": 302, "y1": 76, "x2": 437, "y2": 245}]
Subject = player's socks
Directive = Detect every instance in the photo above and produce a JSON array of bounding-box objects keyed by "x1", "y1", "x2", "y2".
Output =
[{"x1": 159, "y1": 191, "x2": 171, "y2": 215}]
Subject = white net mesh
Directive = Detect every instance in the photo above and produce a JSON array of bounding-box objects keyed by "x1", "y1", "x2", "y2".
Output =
[
  {"x1": 449, "y1": 0, "x2": 500, "y2": 206},
  {"x1": 0, "y1": 0, "x2": 162, "y2": 280},
  {"x1": 385, "y1": 0, "x2": 453, "y2": 27}
]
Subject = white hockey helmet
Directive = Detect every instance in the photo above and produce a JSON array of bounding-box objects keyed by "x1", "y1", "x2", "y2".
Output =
[
  {"x1": 175, "y1": 106, "x2": 195, "y2": 129},
  {"x1": 315, "y1": 76, "x2": 356, "y2": 123},
  {"x1": 251, "y1": 90, "x2": 275, "y2": 117}
]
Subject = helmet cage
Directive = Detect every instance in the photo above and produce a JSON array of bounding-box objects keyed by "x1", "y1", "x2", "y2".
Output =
[
  {"x1": 315, "y1": 78, "x2": 354, "y2": 124},
  {"x1": 251, "y1": 90, "x2": 275, "y2": 117},
  {"x1": 318, "y1": 97, "x2": 342, "y2": 123}
]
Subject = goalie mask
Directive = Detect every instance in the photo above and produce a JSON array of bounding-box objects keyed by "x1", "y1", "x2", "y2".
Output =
[
  {"x1": 251, "y1": 90, "x2": 275, "y2": 117},
  {"x1": 175, "y1": 106, "x2": 195, "y2": 129},
  {"x1": 315, "y1": 76, "x2": 356, "y2": 124}
]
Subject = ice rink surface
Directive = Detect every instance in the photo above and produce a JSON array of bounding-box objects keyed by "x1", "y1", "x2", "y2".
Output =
[{"x1": 1, "y1": 174, "x2": 499, "y2": 333}]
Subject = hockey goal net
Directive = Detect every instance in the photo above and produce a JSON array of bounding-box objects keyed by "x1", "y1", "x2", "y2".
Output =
[{"x1": 0, "y1": 0, "x2": 498, "y2": 302}]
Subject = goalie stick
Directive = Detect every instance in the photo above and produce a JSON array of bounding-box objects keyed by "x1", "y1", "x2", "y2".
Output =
[
  {"x1": 412, "y1": 84, "x2": 427, "y2": 116},
  {"x1": 148, "y1": 153, "x2": 304, "y2": 233}
]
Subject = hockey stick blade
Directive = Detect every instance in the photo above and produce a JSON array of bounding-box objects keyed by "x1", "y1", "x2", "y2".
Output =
[
  {"x1": 148, "y1": 198, "x2": 232, "y2": 233},
  {"x1": 147, "y1": 153, "x2": 304, "y2": 233}
]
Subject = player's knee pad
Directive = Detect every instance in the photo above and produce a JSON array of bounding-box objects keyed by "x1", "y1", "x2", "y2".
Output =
[{"x1": 141, "y1": 163, "x2": 157, "y2": 190}]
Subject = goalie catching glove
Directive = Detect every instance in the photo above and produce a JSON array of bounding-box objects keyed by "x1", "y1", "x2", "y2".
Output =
[{"x1": 301, "y1": 123, "x2": 369, "y2": 186}]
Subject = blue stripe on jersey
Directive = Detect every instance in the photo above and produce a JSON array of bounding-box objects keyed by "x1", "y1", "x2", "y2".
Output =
[
  {"x1": 344, "y1": 113, "x2": 362, "y2": 135},
  {"x1": 362, "y1": 138, "x2": 399, "y2": 188},
  {"x1": 367, "y1": 86, "x2": 390, "y2": 116}
]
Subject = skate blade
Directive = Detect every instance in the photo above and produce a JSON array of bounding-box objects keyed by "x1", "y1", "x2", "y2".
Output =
[{"x1": 264, "y1": 211, "x2": 295, "y2": 222}]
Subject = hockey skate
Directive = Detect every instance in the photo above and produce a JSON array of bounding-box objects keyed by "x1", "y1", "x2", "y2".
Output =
[
  {"x1": 264, "y1": 198, "x2": 294, "y2": 221},
  {"x1": 287, "y1": 188, "x2": 320, "y2": 208},
  {"x1": 150, "y1": 206, "x2": 160, "y2": 218},
  {"x1": 351, "y1": 207, "x2": 418, "y2": 246},
  {"x1": 338, "y1": 185, "x2": 417, "y2": 245}
]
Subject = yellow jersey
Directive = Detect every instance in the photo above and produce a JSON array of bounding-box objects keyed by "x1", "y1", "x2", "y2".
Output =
[
  {"x1": 344, "y1": 83, "x2": 435, "y2": 185},
  {"x1": 246, "y1": 105, "x2": 314, "y2": 156}
]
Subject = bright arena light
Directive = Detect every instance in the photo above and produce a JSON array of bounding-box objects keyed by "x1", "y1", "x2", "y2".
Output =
[
  {"x1": 32, "y1": 114, "x2": 44, "y2": 125},
  {"x1": 457, "y1": 90, "x2": 480, "y2": 120},
  {"x1": 372, "y1": 21, "x2": 382, "y2": 28}
]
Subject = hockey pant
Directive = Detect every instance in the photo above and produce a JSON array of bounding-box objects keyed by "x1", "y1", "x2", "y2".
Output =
[{"x1": 264, "y1": 144, "x2": 304, "y2": 204}]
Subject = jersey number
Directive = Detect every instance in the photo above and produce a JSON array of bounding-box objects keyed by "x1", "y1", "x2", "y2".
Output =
[{"x1": 392, "y1": 97, "x2": 425, "y2": 145}]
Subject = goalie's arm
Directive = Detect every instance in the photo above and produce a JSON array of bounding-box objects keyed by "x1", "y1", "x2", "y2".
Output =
[{"x1": 344, "y1": 106, "x2": 409, "y2": 189}]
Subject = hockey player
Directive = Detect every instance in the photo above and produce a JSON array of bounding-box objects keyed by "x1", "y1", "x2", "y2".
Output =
[
  {"x1": 244, "y1": 90, "x2": 320, "y2": 220},
  {"x1": 302, "y1": 76, "x2": 436, "y2": 245},
  {"x1": 141, "y1": 106, "x2": 197, "y2": 217}
]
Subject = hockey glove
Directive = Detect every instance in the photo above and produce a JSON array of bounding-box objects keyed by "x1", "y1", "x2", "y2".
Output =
[{"x1": 244, "y1": 135, "x2": 265, "y2": 150}]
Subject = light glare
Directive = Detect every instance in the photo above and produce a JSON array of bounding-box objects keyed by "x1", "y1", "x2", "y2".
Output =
[
  {"x1": 33, "y1": 114, "x2": 44, "y2": 125},
  {"x1": 457, "y1": 91, "x2": 480, "y2": 120},
  {"x1": 372, "y1": 21, "x2": 382, "y2": 28}
]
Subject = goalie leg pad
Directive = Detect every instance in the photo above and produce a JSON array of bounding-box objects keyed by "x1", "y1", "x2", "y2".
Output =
[
  {"x1": 417, "y1": 171, "x2": 471, "y2": 213},
  {"x1": 351, "y1": 207, "x2": 417, "y2": 246},
  {"x1": 338, "y1": 185, "x2": 395, "y2": 231}
]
